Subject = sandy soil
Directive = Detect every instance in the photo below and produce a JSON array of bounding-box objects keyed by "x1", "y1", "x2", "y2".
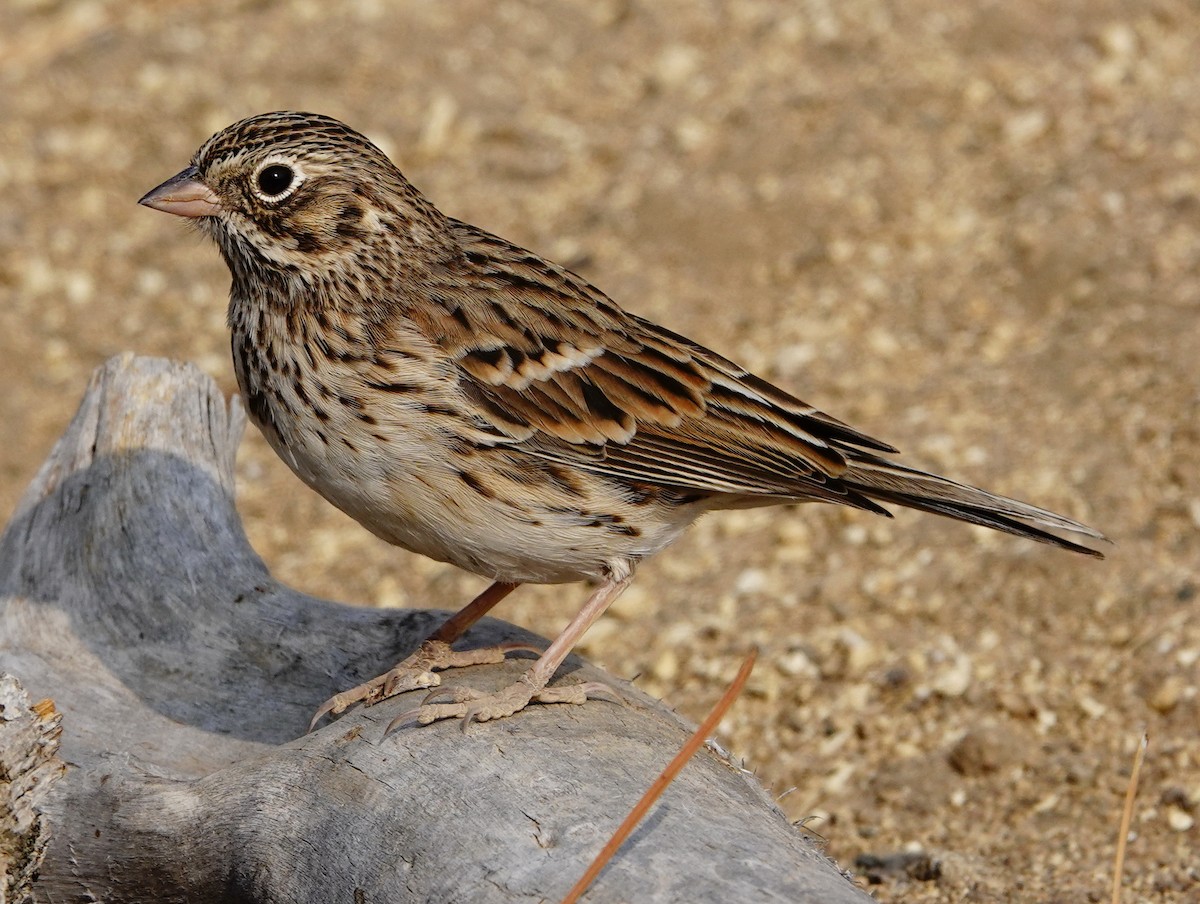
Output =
[{"x1": 2, "y1": 1, "x2": 1197, "y2": 900}]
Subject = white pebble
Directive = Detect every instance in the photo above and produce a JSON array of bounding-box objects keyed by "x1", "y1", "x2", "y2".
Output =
[{"x1": 1167, "y1": 807, "x2": 1194, "y2": 833}]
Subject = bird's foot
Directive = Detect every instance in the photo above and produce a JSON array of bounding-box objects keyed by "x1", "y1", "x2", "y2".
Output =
[
  {"x1": 386, "y1": 674, "x2": 623, "y2": 734},
  {"x1": 308, "y1": 639, "x2": 540, "y2": 731}
]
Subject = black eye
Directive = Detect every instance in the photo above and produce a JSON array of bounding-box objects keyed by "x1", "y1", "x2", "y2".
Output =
[{"x1": 256, "y1": 164, "x2": 294, "y2": 198}]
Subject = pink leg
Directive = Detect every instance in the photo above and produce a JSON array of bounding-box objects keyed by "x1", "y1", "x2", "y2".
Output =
[{"x1": 388, "y1": 568, "x2": 635, "y2": 732}]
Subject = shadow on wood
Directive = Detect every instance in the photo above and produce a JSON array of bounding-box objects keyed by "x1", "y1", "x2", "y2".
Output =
[{"x1": 0, "y1": 354, "x2": 869, "y2": 903}]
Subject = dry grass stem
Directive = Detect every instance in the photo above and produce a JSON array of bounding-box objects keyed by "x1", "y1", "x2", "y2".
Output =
[
  {"x1": 1110, "y1": 729, "x2": 1149, "y2": 904},
  {"x1": 560, "y1": 648, "x2": 758, "y2": 904}
]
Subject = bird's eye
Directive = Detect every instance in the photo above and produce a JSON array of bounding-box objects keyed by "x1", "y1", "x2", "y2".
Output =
[{"x1": 256, "y1": 164, "x2": 295, "y2": 198}]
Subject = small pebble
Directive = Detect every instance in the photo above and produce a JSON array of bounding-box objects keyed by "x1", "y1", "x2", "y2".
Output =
[
  {"x1": 1167, "y1": 807, "x2": 1194, "y2": 833},
  {"x1": 1147, "y1": 675, "x2": 1185, "y2": 714}
]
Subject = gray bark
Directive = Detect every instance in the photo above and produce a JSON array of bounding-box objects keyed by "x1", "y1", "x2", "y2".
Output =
[
  {"x1": 0, "y1": 676, "x2": 65, "y2": 904},
  {"x1": 0, "y1": 354, "x2": 870, "y2": 903}
]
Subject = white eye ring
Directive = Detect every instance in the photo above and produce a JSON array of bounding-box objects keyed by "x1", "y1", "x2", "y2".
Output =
[{"x1": 252, "y1": 159, "x2": 305, "y2": 203}]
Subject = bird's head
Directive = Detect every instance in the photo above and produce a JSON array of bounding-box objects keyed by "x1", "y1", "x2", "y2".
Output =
[{"x1": 140, "y1": 111, "x2": 454, "y2": 296}]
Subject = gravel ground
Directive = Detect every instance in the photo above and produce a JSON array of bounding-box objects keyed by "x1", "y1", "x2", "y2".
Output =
[{"x1": 3, "y1": 1, "x2": 1198, "y2": 900}]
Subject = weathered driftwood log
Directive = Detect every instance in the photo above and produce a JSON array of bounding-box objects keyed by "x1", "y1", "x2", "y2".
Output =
[
  {"x1": 0, "y1": 676, "x2": 64, "y2": 904},
  {"x1": 0, "y1": 354, "x2": 869, "y2": 903}
]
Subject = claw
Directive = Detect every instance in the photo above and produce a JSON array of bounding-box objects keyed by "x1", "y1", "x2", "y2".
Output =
[
  {"x1": 308, "y1": 668, "x2": 439, "y2": 732},
  {"x1": 493, "y1": 641, "x2": 545, "y2": 658},
  {"x1": 308, "y1": 697, "x2": 343, "y2": 733},
  {"x1": 419, "y1": 685, "x2": 482, "y2": 707},
  {"x1": 380, "y1": 677, "x2": 623, "y2": 736},
  {"x1": 308, "y1": 639, "x2": 531, "y2": 731},
  {"x1": 567, "y1": 680, "x2": 625, "y2": 707},
  {"x1": 384, "y1": 707, "x2": 420, "y2": 736}
]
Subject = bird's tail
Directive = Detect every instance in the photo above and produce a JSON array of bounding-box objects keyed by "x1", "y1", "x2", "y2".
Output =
[{"x1": 843, "y1": 457, "x2": 1109, "y2": 558}]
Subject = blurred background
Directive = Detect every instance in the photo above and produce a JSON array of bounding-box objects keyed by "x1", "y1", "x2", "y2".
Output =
[{"x1": 2, "y1": 1, "x2": 1197, "y2": 899}]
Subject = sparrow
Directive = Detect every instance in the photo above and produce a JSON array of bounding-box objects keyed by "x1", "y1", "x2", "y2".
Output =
[{"x1": 139, "y1": 111, "x2": 1107, "y2": 731}]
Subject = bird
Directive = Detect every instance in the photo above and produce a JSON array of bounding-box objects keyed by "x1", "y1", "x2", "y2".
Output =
[{"x1": 139, "y1": 111, "x2": 1107, "y2": 731}]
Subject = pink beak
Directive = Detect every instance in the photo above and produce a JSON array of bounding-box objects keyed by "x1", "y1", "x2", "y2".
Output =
[{"x1": 138, "y1": 166, "x2": 222, "y2": 218}]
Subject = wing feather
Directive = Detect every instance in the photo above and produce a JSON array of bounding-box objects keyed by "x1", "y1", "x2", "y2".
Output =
[
  {"x1": 375, "y1": 220, "x2": 1106, "y2": 556},
  {"x1": 411, "y1": 221, "x2": 879, "y2": 498}
]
